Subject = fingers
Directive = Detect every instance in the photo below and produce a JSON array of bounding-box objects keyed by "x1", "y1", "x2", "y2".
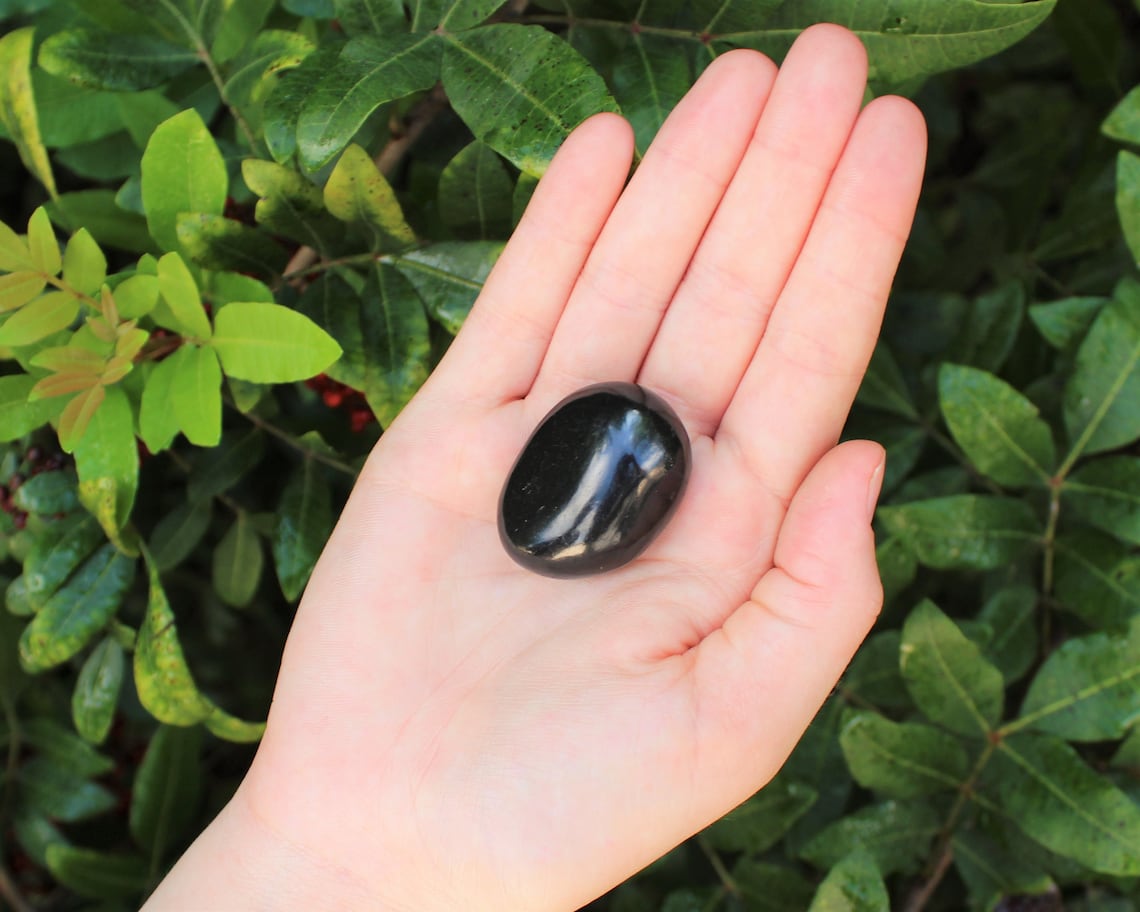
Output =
[
  {"x1": 430, "y1": 113, "x2": 634, "y2": 406},
  {"x1": 687, "y1": 440, "x2": 884, "y2": 795},
  {"x1": 639, "y1": 24, "x2": 868, "y2": 436},
  {"x1": 527, "y1": 48, "x2": 777, "y2": 406},
  {"x1": 719, "y1": 94, "x2": 927, "y2": 501}
]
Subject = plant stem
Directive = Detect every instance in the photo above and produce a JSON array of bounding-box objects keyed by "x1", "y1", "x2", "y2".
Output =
[
  {"x1": 237, "y1": 406, "x2": 360, "y2": 478},
  {"x1": 157, "y1": 0, "x2": 259, "y2": 150},
  {"x1": 696, "y1": 834, "x2": 738, "y2": 899},
  {"x1": 903, "y1": 741, "x2": 995, "y2": 912},
  {"x1": 0, "y1": 864, "x2": 33, "y2": 912},
  {"x1": 522, "y1": 13, "x2": 707, "y2": 41}
]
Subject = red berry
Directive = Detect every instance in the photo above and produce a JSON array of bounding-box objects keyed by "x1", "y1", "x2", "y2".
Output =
[{"x1": 323, "y1": 390, "x2": 344, "y2": 408}]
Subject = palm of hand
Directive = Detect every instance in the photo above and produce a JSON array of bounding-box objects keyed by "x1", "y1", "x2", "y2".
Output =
[{"x1": 243, "y1": 25, "x2": 926, "y2": 912}]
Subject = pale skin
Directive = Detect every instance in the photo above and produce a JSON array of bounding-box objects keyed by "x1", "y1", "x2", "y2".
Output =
[{"x1": 143, "y1": 24, "x2": 927, "y2": 912}]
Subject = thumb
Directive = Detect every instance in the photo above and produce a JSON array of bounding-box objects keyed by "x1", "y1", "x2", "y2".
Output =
[{"x1": 689, "y1": 440, "x2": 885, "y2": 802}]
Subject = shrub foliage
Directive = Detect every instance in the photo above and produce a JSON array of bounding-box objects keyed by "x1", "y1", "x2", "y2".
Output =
[{"x1": 0, "y1": 0, "x2": 1137, "y2": 908}]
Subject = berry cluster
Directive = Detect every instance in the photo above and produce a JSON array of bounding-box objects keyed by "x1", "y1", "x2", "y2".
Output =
[
  {"x1": 0, "y1": 446, "x2": 68, "y2": 530},
  {"x1": 305, "y1": 374, "x2": 376, "y2": 433}
]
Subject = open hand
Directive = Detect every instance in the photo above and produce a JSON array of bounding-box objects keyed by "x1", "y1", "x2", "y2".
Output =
[{"x1": 145, "y1": 23, "x2": 926, "y2": 912}]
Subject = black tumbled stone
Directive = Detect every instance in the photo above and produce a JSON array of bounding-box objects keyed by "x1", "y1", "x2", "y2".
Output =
[{"x1": 498, "y1": 382, "x2": 691, "y2": 578}]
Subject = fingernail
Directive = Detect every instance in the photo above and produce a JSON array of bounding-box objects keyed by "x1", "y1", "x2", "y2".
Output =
[{"x1": 866, "y1": 455, "x2": 886, "y2": 522}]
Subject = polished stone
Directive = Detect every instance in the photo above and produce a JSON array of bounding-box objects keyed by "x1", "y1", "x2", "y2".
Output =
[{"x1": 498, "y1": 382, "x2": 691, "y2": 577}]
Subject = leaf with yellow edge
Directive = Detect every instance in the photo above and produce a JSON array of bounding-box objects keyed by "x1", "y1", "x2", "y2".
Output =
[
  {"x1": 324, "y1": 144, "x2": 416, "y2": 251},
  {"x1": 58, "y1": 383, "x2": 105, "y2": 453},
  {"x1": 75, "y1": 385, "x2": 138, "y2": 543},
  {"x1": 27, "y1": 207, "x2": 61, "y2": 277},
  {"x1": 0, "y1": 292, "x2": 79, "y2": 347},
  {"x1": 202, "y1": 702, "x2": 265, "y2": 743},
  {"x1": 0, "y1": 29, "x2": 57, "y2": 199},
  {"x1": 134, "y1": 553, "x2": 212, "y2": 726},
  {"x1": 0, "y1": 271, "x2": 46, "y2": 311}
]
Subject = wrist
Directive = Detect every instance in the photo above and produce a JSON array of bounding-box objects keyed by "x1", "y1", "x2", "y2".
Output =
[{"x1": 141, "y1": 783, "x2": 384, "y2": 912}]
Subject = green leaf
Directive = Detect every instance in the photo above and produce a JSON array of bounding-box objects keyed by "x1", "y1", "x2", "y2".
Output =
[
  {"x1": 877, "y1": 495, "x2": 1039, "y2": 571},
  {"x1": 1028, "y1": 296, "x2": 1107, "y2": 350},
  {"x1": 977, "y1": 585, "x2": 1038, "y2": 685},
  {"x1": 0, "y1": 28, "x2": 57, "y2": 198},
  {"x1": 186, "y1": 429, "x2": 265, "y2": 501},
  {"x1": 360, "y1": 262, "x2": 431, "y2": 427},
  {"x1": 704, "y1": 777, "x2": 817, "y2": 854},
  {"x1": 138, "y1": 357, "x2": 181, "y2": 453},
  {"x1": 610, "y1": 32, "x2": 691, "y2": 156},
  {"x1": 335, "y1": 0, "x2": 407, "y2": 34},
  {"x1": 723, "y1": 0, "x2": 1058, "y2": 90},
  {"x1": 47, "y1": 189, "x2": 156, "y2": 255},
  {"x1": 938, "y1": 363, "x2": 1055, "y2": 487},
  {"x1": 949, "y1": 280, "x2": 1026, "y2": 374},
  {"x1": 807, "y1": 848, "x2": 889, "y2": 912},
  {"x1": 71, "y1": 636, "x2": 124, "y2": 745},
  {"x1": 856, "y1": 344, "x2": 917, "y2": 419},
  {"x1": 394, "y1": 240, "x2": 503, "y2": 334},
  {"x1": 38, "y1": 28, "x2": 198, "y2": 91},
  {"x1": 844, "y1": 632, "x2": 911, "y2": 711},
  {"x1": 242, "y1": 158, "x2": 343, "y2": 254},
  {"x1": 1065, "y1": 456, "x2": 1140, "y2": 546},
  {"x1": 211, "y1": 0, "x2": 278, "y2": 63},
  {"x1": 15, "y1": 513, "x2": 104, "y2": 613},
  {"x1": 263, "y1": 48, "x2": 338, "y2": 164},
  {"x1": 21, "y1": 717, "x2": 112, "y2": 778},
  {"x1": 442, "y1": 24, "x2": 619, "y2": 177},
  {"x1": 272, "y1": 459, "x2": 333, "y2": 601},
  {"x1": 211, "y1": 301, "x2": 342, "y2": 382},
  {"x1": 156, "y1": 251, "x2": 212, "y2": 339},
  {"x1": 838, "y1": 710, "x2": 968, "y2": 798},
  {"x1": 175, "y1": 212, "x2": 288, "y2": 278},
  {"x1": 19, "y1": 756, "x2": 116, "y2": 822},
  {"x1": 44, "y1": 845, "x2": 148, "y2": 900},
  {"x1": 212, "y1": 512, "x2": 263, "y2": 607},
  {"x1": 1104, "y1": 85, "x2": 1140, "y2": 146},
  {"x1": 60, "y1": 229, "x2": 106, "y2": 298},
  {"x1": 1054, "y1": 530, "x2": 1140, "y2": 629},
  {"x1": 437, "y1": 140, "x2": 514, "y2": 240},
  {"x1": 989, "y1": 732, "x2": 1140, "y2": 875},
  {"x1": 74, "y1": 385, "x2": 139, "y2": 541},
  {"x1": 1016, "y1": 616, "x2": 1140, "y2": 742},
  {"x1": 140, "y1": 109, "x2": 227, "y2": 252},
  {"x1": 0, "y1": 291, "x2": 79, "y2": 347},
  {"x1": 324, "y1": 143, "x2": 416, "y2": 250},
  {"x1": 875, "y1": 537, "x2": 916, "y2": 609},
  {"x1": 18, "y1": 543, "x2": 135, "y2": 672},
  {"x1": 134, "y1": 554, "x2": 212, "y2": 725},
  {"x1": 1064, "y1": 281, "x2": 1140, "y2": 459},
  {"x1": 169, "y1": 344, "x2": 223, "y2": 447},
  {"x1": 411, "y1": 0, "x2": 503, "y2": 30},
  {"x1": 0, "y1": 375, "x2": 58, "y2": 441},
  {"x1": 223, "y1": 30, "x2": 314, "y2": 116},
  {"x1": 129, "y1": 725, "x2": 202, "y2": 859},
  {"x1": 149, "y1": 499, "x2": 212, "y2": 572},
  {"x1": 27, "y1": 206, "x2": 60, "y2": 275},
  {"x1": 0, "y1": 217, "x2": 31, "y2": 271},
  {"x1": 951, "y1": 829, "x2": 1053, "y2": 912},
  {"x1": 733, "y1": 859, "x2": 816, "y2": 912},
  {"x1": 800, "y1": 800, "x2": 940, "y2": 877},
  {"x1": 12, "y1": 470, "x2": 80, "y2": 515},
  {"x1": 900, "y1": 600, "x2": 1004, "y2": 736},
  {"x1": 296, "y1": 32, "x2": 441, "y2": 170},
  {"x1": 1119, "y1": 151, "x2": 1140, "y2": 266},
  {"x1": 114, "y1": 274, "x2": 160, "y2": 319},
  {"x1": 202, "y1": 703, "x2": 265, "y2": 742}
]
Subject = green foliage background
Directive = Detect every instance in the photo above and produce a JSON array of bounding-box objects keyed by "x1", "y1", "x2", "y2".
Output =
[{"x1": 0, "y1": 0, "x2": 1138, "y2": 908}]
